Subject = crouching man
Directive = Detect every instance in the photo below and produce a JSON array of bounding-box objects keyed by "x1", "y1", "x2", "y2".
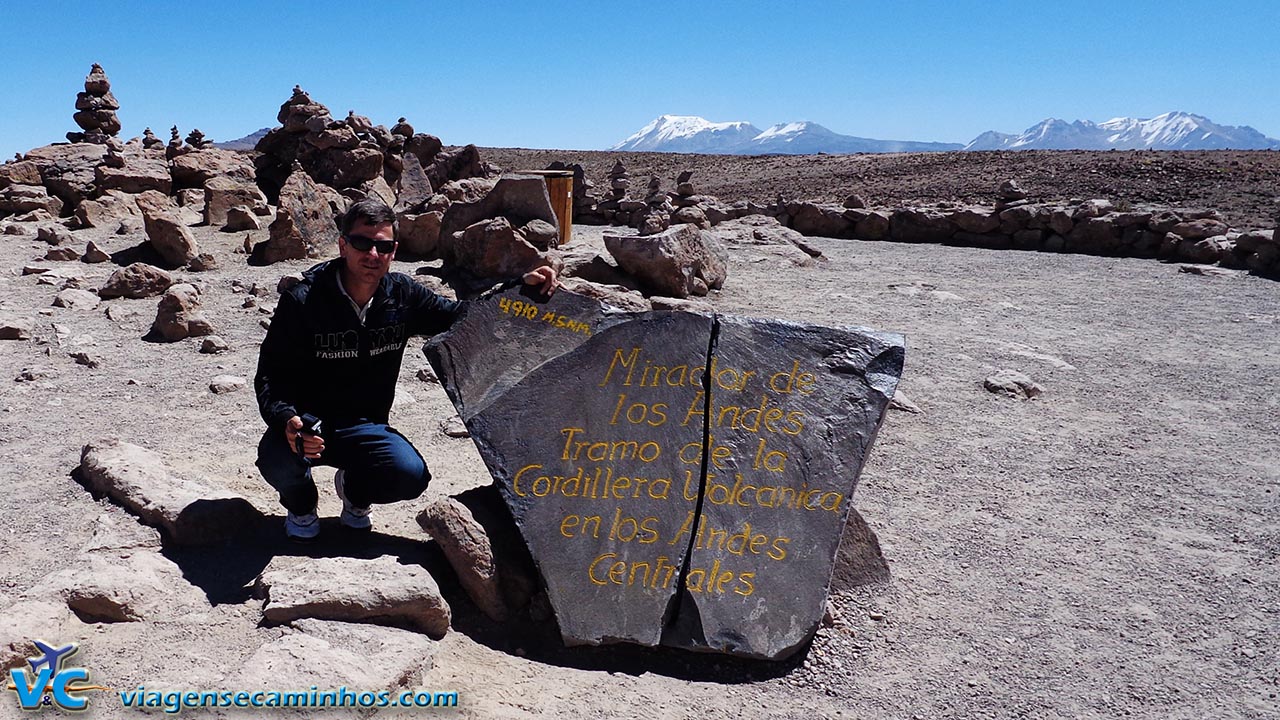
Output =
[{"x1": 254, "y1": 198, "x2": 558, "y2": 540}]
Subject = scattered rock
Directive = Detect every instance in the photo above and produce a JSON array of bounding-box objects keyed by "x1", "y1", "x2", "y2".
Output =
[
  {"x1": 37, "y1": 225, "x2": 73, "y2": 246},
  {"x1": 257, "y1": 164, "x2": 340, "y2": 264},
  {"x1": 1178, "y1": 264, "x2": 1246, "y2": 278},
  {"x1": 984, "y1": 369, "x2": 1043, "y2": 399},
  {"x1": 454, "y1": 216, "x2": 543, "y2": 279},
  {"x1": 520, "y1": 218, "x2": 560, "y2": 250},
  {"x1": 200, "y1": 336, "x2": 229, "y2": 353},
  {"x1": 0, "y1": 184, "x2": 64, "y2": 217},
  {"x1": 134, "y1": 190, "x2": 200, "y2": 267},
  {"x1": 416, "y1": 497, "x2": 507, "y2": 621},
  {"x1": 255, "y1": 556, "x2": 451, "y2": 638},
  {"x1": 997, "y1": 179, "x2": 1028, "y2": 202},
  {"x1": 557, "y1": 276, "x2": 650, "y2": 312},
  {"x1": 209, "y1": 375, "x2": 246, "y2": 394},
  {"x1": 77, "y1": 438, "x2": 262, "y2": 544},
  {"x1": 440, "y1": 174, "x2": 558, "y2": 244},
  {"x1": 440, "y1": 415, "x2": 469, "y2": 438},
  {"x1": 397, "y1": 210, "x2": 444, "y2": 257},
  {"x1": 150, "y1": 283, "x2": 215, "y2": 341},
  {"x1": 1, "y1": 318, "x2": 34, "y2": 340},
  {"x1": 69, "y1": 351, "x2": 101, "y2": 368},
  {"x1": 416, "y1": 365, "x2": 438, "y2": 383},
  {"x1": 222, "y1": 206, "x2": 260, "y2": 231},
  {"x1": 889, "y1": 391, "x2": 922, "y2": 413},
  {"x1": 15, "y1": 367, "x2": 57, "y2": 382},
  {"x1": 204, "y1": 176, "x2": 266, "y2": 228},
  {"x1": 188, "y1": 252, "x2": 218, "y2": 272},
  {"x1": 74, "y1": 190, "x2": 141, "y2": 229},
  {"x1": 53, "y1": 288, "x2": 100, "y2": 311},
  {"x1": 647, "y1": 295, "x2": 714, "y2": 313},
  {"x1": 82, "y1": 241, "x2": 111, "y2": 263},
  {"x1": 604, "y1": 224, "x2": 728, "y2": 298},
  {"x1": 99, "y1": 262, "x2": 172, "y2": 299},
  {"x1": 43, "y1": 246, "x2": 81, "y2": 261}
]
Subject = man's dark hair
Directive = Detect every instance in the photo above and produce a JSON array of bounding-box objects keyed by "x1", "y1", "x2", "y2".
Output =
[{"x1": 340, "y1": 197, "x2": 398, "y2": 236}]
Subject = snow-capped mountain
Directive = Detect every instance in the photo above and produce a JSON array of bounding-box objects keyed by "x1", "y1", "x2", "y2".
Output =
[
  {"x1": 611, "y1": 116, "x2": 962, "y2": 154},
  {"x1": 609, "y1": 115, "x2": 761, "y2": 153},
  {"x1": 964, "y1": 112, "x2": 1280, "y2": 151},
  {"x1": 747, "y1": 121, "x2": 962, "y2": 154}
]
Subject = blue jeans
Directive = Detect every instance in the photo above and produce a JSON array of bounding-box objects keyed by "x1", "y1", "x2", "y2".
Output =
[{"x1": 256, "y1": 421, "x2": 430, "y2": 515}]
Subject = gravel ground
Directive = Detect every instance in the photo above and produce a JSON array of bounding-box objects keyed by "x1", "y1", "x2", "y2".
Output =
[{"x1": 0, "y1": 173, "x2": 1277, "y2": 718}]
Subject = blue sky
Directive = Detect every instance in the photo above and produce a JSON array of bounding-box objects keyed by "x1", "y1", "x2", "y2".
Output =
[{"x1": 2, "y1": 0, "x2": 1277, "y2": 158}]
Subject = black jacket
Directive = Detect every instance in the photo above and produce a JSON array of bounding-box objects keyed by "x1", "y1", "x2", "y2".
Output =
[{"x1": 254, "y1": 259, "x2": 459, "y2": 430}]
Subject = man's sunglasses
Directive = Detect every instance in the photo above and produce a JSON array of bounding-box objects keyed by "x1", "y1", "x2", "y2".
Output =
[{"x1": 344, "y1": 234, "x2": 396, "y2": 254}]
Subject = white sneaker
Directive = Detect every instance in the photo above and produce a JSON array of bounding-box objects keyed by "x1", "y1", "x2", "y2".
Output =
[
  {"x1": 285, "y1": 510, "x2": 319, "y2": 540},
  {"x1": 334, "y1": 470, "x2": 372, "y2": 530}
]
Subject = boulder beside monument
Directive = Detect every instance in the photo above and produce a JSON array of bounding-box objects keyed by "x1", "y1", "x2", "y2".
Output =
[{"x1": 425, "y1": 286, "x2": 903, "y2": 660}]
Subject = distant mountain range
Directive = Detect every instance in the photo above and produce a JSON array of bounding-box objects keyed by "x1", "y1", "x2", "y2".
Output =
[
  {"x1": 610, "y1": 115, "x2": 962, "y2": 154},
  {"x1": 965, "y1": 112, "x2": 1280, "y2": 151},
  {"x1": 611, "y1": 112, "x2": 1280, "y2": 154},
  {"x1": 214, "y1": 127, "x2": 270, "y2": 151}
]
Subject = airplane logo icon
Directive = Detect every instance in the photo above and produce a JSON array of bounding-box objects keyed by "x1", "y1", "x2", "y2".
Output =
[
  {"x1": 6, "y1": 640, "x2": 109, "y2": 711},
  {"x1": 28, "y1": 641, "x2": 76, "y2": 674}
]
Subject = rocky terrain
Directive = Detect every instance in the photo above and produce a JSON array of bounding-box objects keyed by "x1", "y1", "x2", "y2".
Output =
[{"x1": 0, "y1": 66, "x2": 1277, "y2": 719}]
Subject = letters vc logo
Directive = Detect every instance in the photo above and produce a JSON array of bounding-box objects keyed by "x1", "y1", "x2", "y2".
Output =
[{"x1": 6, "y1": 641, "x2": 107, "y2": 711}]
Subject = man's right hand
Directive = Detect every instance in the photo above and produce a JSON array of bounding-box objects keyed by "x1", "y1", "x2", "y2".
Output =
[{"x1": 285, "y1": 416, "x2": 325, "y2": 460}]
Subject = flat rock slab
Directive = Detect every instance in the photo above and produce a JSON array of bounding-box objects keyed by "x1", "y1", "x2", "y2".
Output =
[
  {"x1": 0, "y1": 601, "x2": 80, "y2": 672},
  {"x1": 227, "y1": 619, "x2": 435, "y2": 693},
  {"x1": 426, "y1": 286, "x2": 904, "y2": 660},
  {"x1": 31, "y1": 513, "x2": 210, "y2": 625},
  {"x1": 77, "y1": 438, "x2": 262, "y2": 544},
  {"x1": 256, "y1": 556, "x2": 451, "y2": 639}
]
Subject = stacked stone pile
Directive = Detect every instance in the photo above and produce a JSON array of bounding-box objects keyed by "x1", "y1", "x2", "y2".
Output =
[
  {"x1": 67, "y1": 64, "x2": 121, "y2": 146},
  {"x1": 184, "y1": 129, "x2": 212, "y2": 150},
  {"x1": 253, "y1": 87, "x2": 488, "y2": 206},
  {"x1": 594, "y1": 160, "x2": 631, "y2": 220},
  {"x1": 636, "y1": 175, "x2": 672, "y2": 235}
]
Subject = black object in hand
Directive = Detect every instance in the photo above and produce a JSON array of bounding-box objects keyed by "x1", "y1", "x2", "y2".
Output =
[{"x1": 296, "y1": 413, "x2": 322, "y2": 459}]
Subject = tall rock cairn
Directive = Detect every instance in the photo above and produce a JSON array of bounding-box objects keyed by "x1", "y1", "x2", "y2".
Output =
[
  {"x1": 68, "y1": 63, "x2": 122, "y2": 145},
  {"x1": 600, "y1": 160, "x2": 629, "y2": 210}
]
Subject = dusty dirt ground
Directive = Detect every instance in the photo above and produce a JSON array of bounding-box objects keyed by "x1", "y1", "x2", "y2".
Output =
[
  {"x1": 1, "y1": 184, "x2": 1278, "y2": 718},
  {"x1": 486, "y1": 148, "x2": 1280, "y2": 229}
]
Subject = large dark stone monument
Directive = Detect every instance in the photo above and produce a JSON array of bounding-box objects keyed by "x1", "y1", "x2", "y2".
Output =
[{"x1": 425, "y1": 286, "x2": 904, "y2": 660}]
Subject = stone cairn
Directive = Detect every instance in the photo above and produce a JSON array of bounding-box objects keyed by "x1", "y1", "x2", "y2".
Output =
[
  {"x1": 67, "y1": 64, "x2": 121, "y2": 146},
  {"x1": 165, "y1": 126, "x2": 186, "y2": 160},
  {"x1": 637, "y1": 175, "x2": 671, "y2": 235},
  {"x1": 600, "y1": 160, "x2": 629, "y2": 209},
  {"x1": 674, "y1": 170, "x2": 696, "y2": 199},
  {"x1": 391, "y1": 117, "x2": 414, "y2": 137},
  {"x1": 184, "y1": 129, "x2": 212, "y2": 150},
  {"x1": 141, "y1": 127, "x2": 163, "y2": 150},
  {"x1": 995, "y1": 179, "x2": 1029, "y2": 211},
  {"x1": 253, "y1": 86, "x2": 485, "y2": 204}
]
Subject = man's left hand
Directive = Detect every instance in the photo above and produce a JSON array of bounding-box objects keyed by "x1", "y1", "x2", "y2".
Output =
[{"x1": 522, "y1": 265, "x2": 560, "y2": 296}]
